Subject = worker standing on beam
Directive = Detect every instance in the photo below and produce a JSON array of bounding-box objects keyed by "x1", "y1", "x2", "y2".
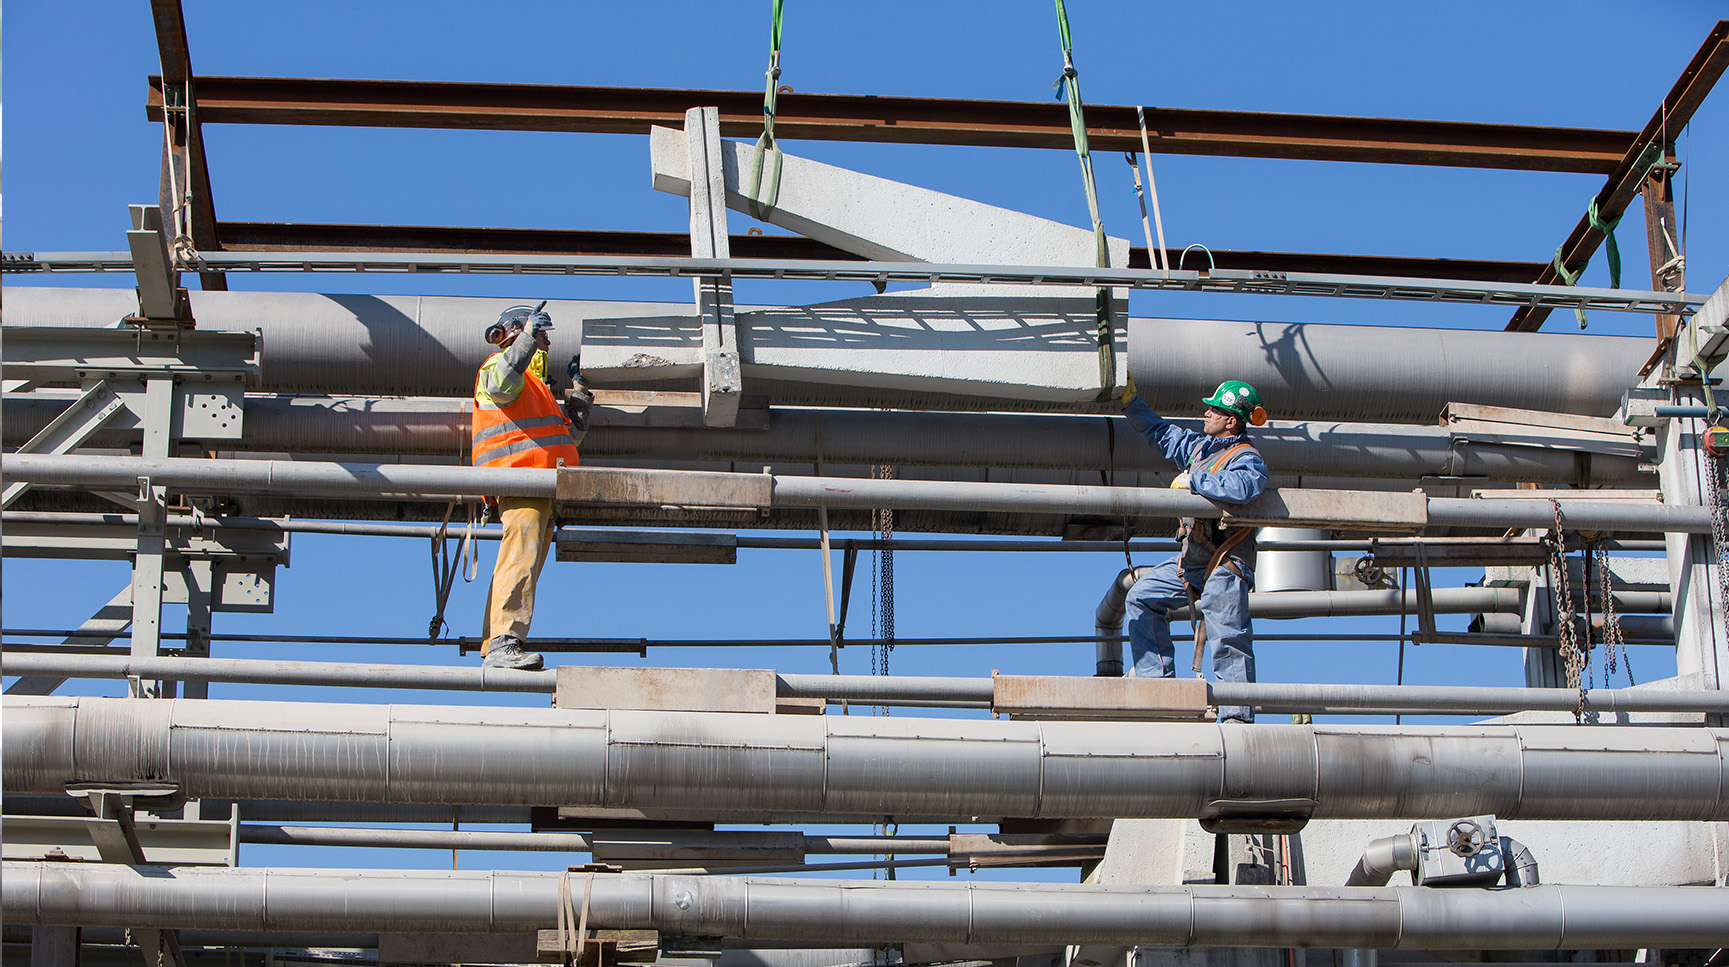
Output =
[
  {"x1": 471, "y1": 303, "x2": 582, "y2": 670},
  {"x1": 1120, "y1": 378, "x2": 1270, "y2": 722}
]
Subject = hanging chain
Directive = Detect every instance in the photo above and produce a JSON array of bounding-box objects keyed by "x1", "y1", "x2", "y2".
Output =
[
  {"x1": 870, "y1": 465, "x2": 896, "y2": 715},
  {"x1": 1592, "y1": 539, "x2": 1635, "y2": 685},
  {"x1": 1548, "y1": 500, "x2": 1587, "y2": 721},
  {"x1": 1707, "y1": 448, "x2": 1729, "y2": 615}
]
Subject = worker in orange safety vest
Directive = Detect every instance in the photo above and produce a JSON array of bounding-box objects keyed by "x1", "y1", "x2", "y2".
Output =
[{"x1": 471, "y1": 303, "x2": 585, "y2": 669}]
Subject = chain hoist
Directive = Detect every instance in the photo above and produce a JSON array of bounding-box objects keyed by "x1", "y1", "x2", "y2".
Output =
[{"x1": 1548, "y1": 500, "x2": 1587, "y2": 721}]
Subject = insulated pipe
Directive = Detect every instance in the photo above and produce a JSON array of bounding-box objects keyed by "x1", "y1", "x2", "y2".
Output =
[
  {"x1": 0, "y1": 393, "x2": 1653, "y2": 485},
  {"x1": 1257, "y1": 528, "x2": 1334, "y2": 592},
  {"x1": 4, "y1": 454, "x2": 1711, "y2": 533},
  {"x1": 6, "y1": 864, "x2": 1728, "y2": 948},
  {"x1": 10, "y1": 697, "x2": 1729, "y2": 821},
  {"x1": 1345, "y1": 832, "x2": 1420, "y2": 886},
  {"x1": 5, "y1": 658, "x2": 1724, "y2": 714},
  {"x1": 6, "y1": 287, "x2": 1651, "y2": 421},
  {"x1": 1501, "y1": 837, "x2": 1541, "y2": 887},
  {"x1": 1125, "y1": 316, "x2": 1643, "y2": 421},
  {"x1": 1094, "y1": 568, "x2": 1140, "y2": 676}
]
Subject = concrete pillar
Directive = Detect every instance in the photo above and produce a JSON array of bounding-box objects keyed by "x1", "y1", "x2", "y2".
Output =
[{"x1": 29, "y1": 926, "x2": 79, "y2": 967}]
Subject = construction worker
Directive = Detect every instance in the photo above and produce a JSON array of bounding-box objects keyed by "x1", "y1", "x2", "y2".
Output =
[
  {"x1": 1120, "y1": 378, "x2": 1270, "y2": 723},
  {"x1": 472, "y1": 303, "x2": 582, "y2": 670}
]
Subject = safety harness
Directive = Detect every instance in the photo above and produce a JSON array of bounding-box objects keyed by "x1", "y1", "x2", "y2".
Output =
[{"x1": 1177, "y1": 440, "x2": 1258, "y2": 674}]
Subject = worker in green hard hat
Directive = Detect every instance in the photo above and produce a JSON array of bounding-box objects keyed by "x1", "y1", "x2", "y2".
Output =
[{"x1": 1118, "y1": 377, "x2": 1270, "y2": 722}]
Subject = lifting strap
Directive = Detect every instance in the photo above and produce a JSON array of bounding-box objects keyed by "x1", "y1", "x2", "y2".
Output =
[
  {"x1": 1051, "y1": 0, "x2": 1116, "y2": 402},
  {"x1": 1129, "y1": 105, "x2": 1169, "y2": 276},
  {"x1": 1552, "y1": 141, "x2": 1668, "y2": 329},
  {"x1": 746, "y1": 0, "x2": 787, "y2": 221}
]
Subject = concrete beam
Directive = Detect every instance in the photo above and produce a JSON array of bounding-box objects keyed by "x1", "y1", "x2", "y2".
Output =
[
  {"x1": 685, "y1": 107, "x2": 743, "y2": 428},
  {"x1": 648, "y1": 123, "x2": 1130, "y2": 300}
]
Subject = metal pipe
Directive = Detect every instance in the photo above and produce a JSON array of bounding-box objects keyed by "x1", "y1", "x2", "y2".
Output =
[
  {"x1": 6, "y1": 863, "x2": 1727, "y2": 948},
  {"x1": 0, "y1": 511, "x2": 1669, "y2": 555},
  {"x1": 1345, "y1": 832, "x2": 1420, "y2": 886},
  {"x1": 1501, "y1": 836, "x2": 1541, "y2": 887},
  {"x1": 1094, "y1": 568, "x2": 1138, "y2": 676},
  {"x1": 9, "y1": 697, "x2": 1729, "y2": 821},
  {"x1": 237, "y1": 825, "x2": 951, "y2": 856},
  {"x1": 6, "y1": 454, "x2": 1709, "y2": 533},
  {"x1": 5, "y1": 656, "x2": 1720, "y2": 714},
  {"x1": 1, "y1": 393, "x2": 1653, "y2": 484},
  {"x1": 6, "y1": 287, "x2": 1657, "y2": 420}
]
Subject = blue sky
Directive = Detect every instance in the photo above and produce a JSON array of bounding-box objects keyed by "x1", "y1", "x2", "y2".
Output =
[{"x1": 4, "y1": 2, "x2": 1725, "y2": 876}]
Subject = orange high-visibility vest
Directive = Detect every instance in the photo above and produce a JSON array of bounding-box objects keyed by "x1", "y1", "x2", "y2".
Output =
[{"x1": 471, "y1": 358, "x2": 580, "y2": 470}]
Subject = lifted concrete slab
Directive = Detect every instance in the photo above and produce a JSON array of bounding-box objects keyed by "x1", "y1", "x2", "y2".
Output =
[{"x1": 650, "y1": 123, "x2": 1130, "y2": 299}]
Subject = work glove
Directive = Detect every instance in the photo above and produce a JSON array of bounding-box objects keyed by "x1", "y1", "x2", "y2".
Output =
[
  {"x1": 564, "y1": 388, "x2": 593, "y2": 440},
  {"x1": 529, "y1": 310, "x2": 553, "y2": 334},
  {"x1": 1119, "y1": 375, "x2": 1138, "y2": 407}
]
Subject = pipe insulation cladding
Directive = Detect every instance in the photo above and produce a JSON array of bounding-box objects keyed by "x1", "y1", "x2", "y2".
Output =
[
  {"x1": 8, "y1": 697, "x2": 1729, "y2": 822},
  {"x1": 4, "y1": 864, "x2": 1727, "y2": 948},
  {"x1": 1124, "y1": 316, "x2": 1641, "y2": 421},
  {"x1": 0, "y1": 394, "x2": 1652, "y2": 484},
  {"x1": 3, "y1": 287, "x2": 1647, "y2": 420}
]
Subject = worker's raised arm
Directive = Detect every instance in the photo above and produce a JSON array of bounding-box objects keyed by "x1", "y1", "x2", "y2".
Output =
[
  {"x1": 475, "y1": 318, "x2": 542, "y2": 406},
  {"x1": 1190, "y1": 448, "x2": 1270, "y2": 504},
  {"x1": 1123, "y1": 395, "x2": 1209, "y2": 469}
]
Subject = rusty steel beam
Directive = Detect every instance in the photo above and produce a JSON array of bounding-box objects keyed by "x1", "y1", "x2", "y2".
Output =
[
  {"x1": 1506, "y1": 19, "x2": 1729, "y2": 332},
  {"x1": 216, "y1": 221, "x2": 1547, "y2": 284},
  {"x1": 149, "y1": 0, "x2": 225, "y2": 291},
  {"x1": 148, "y1": 76, "x2": 1636, "y2": 173}
]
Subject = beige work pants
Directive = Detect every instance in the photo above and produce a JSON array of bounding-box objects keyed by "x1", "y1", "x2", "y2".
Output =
[{"x1": 481, "y1": 496, "x2": 554, "y2": 653}]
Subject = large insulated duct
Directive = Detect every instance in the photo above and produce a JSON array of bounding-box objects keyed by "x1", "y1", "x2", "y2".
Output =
[
  {"x1": 9, "y1": 697, "x2": 1729, "y2": 822},
  {"x1": 3, "y1": 454, "x2": 1712, "y2": 533},
  {"x1": 0, "y1": 394, "x2": 1652, "y2": 485},
  {"x1": 5, "y1": 864, "x2": 1726, "y2": 948},
  {"x1": 5, "y1": 287, "x2": 1647, "y2": 420},
  {"x1": 1126, "y1": 316, "x2": 1640, "y2": 421}
]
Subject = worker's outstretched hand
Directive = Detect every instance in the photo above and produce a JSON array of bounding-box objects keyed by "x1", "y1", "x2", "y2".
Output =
[{"x1": 1119, "y1": 375, "x2": 1138, "y2": 407}]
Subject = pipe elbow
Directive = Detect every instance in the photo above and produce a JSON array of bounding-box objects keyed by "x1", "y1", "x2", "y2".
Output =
[
  {"x1": 1094, "y1": 567, "x2": 1140, "y2": 628},
  {"x1": 1501, "y1": 835, "x2": 1540, "y2": 886},
  {"x1": 1345, "y1": 832, "x2": 1419, "y2": 887}
]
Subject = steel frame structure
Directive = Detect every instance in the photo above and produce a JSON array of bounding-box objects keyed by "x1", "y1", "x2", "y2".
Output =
[{"x1": 6, "y1": 6, "x2": 1729, "y2": 966}]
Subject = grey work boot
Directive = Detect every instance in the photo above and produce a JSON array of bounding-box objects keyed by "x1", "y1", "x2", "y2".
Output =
[{"x1": 482, "y1": 635, "x2": 543, "y2": 670}]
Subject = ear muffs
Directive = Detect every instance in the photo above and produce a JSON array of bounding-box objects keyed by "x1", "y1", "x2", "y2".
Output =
[
  {"x1": 484, "y1": 322, "x2": 509, "y2": 345},
  {"x1": 1249, "y1": 405, "x2": 1268, "y2": 427}
]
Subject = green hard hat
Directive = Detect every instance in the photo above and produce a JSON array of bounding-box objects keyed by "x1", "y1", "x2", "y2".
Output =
[{"x1": 1202, "y1": 380, "x2": 1264, "y2": 423}]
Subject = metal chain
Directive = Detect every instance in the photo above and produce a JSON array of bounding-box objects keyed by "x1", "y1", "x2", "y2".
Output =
[
  {"x1": 1548, "y1": 500, "x2": 1586, "y2": 721},
  {"x1": 870, "y1": 465, "x2": 896, "y2": 715},
  {"x1": 1708, "y1": 448, "x2": 1729, "y2": 614},
  {"x1": 1593, "y1": 539, "x2": 1635, "y2": 685}
]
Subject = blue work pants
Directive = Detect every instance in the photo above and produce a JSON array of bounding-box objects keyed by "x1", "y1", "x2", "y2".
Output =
[{"x1": 1124, "y1": 557, "x2": 1256, "y2": 723}]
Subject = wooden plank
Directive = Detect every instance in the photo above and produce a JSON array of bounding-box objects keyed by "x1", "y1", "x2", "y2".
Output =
[
  {"x1": 556, "y1": 467, "x2": 771, "y2": 511},
  {"x1": 991, "y1": 674, "x2": 1211, "y2": 721},
  {"x1": 1224, "y1": 488, "x2": 1428, "y2": 533},
  {"x1": 554, "y1": 666, "x2": 776, "y2": 713}
]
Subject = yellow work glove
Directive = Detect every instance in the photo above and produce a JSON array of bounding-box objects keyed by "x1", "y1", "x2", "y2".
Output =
[{"x1": 1119, "y1": 375, "x2": 1137, "y2": 407}]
